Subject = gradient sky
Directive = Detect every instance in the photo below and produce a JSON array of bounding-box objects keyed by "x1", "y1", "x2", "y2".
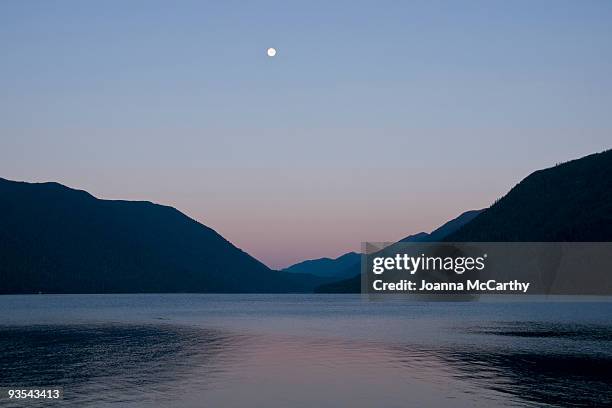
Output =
[{"x1": 1, "y1": 0, "x2": 611, "y2": 268}]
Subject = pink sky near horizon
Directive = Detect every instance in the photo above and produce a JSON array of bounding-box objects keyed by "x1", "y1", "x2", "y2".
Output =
[
  {"x1": 0, "y1": 140, "x2": 610, "y2": 269},
  {"x1": 2, "y1": 1, "x2": 611, "y2": 269},
  {"x1": 0, "y1": 161, "x2": 565, "y2": 269}
]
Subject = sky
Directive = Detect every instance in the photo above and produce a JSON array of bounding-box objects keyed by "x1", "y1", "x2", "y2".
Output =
[{"x1": 1, "y1": 0, "x2": 611, "y2": 269}]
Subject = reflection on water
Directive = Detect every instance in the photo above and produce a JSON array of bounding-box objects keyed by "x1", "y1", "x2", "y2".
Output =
[
  {"x1": 471, "y1": 321, "x2": 612, "y2": 340},
  {"x1": 0, "y1": 325, "x2": 244, "y2": 406},
  {"x1": 443, "y1": 322, "x2": 612, "y2": 407},
  {"x1": 445, "y1": 348, "x2": 612, "y2": 407},
  {"x1": 0, "y1": 296, "x2": 610, "y2": 407}
]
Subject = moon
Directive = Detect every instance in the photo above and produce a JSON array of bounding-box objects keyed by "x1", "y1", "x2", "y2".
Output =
[{"x1": 267, "y1": 47, "x2": 277, "y2": 57}]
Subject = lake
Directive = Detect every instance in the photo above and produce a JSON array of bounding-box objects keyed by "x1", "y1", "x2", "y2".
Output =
[{"x1": 0, "y1": 295, "x2": 611, "y2": 407}]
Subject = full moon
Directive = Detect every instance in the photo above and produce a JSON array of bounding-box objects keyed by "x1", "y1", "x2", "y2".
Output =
[{"x1": 267, "y1": 47, "x2": 277, "y2": 57}]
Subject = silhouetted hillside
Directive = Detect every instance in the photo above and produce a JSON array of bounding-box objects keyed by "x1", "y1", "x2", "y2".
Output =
[
  {"x1": 399, "y1": 232, "x2": 430, "y2": 242},
  {"x1": 317, "y1": 149, "x2": 612, "y2": 293},
  {"x1": 314, "y1": 274, "x2": 361, "y2": 294},
  {"x1": 0, "y1": 178, "x2": 327, "y2": 294},
  {"x1": 425, "y1": 210, "x2": 483, "y2": 241},
  {"x1": 283, "y1": 252, "x2": 360, "y2": 278},
  {"x1": 400, "y1": 210, "x2": 483, "y2": 242},
  {"x1": 446, "y1": 149, "x2": 612, "y2": 242},
  {"x1": 315, "y1": 209, "x2": 482, "y2": 293}
]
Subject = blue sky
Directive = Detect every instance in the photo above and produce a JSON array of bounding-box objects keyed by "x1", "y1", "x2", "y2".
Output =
[{"x1": 1, "y1": 0, "x2": 611, "y2": 267}]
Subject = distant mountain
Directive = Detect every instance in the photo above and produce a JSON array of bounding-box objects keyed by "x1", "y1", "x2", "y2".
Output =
[
  {"x1": 314, "y1": 274, "x2": 361, "y2": 294},
  {"x1": 399, "y1": 232, "x2": 430, "y2": 242},
  {"x1": 283, "y1": 252, "x2": 360, "y2": 278},
  {"x1": 446, "y1": 149, "x2": 612, "y2": 242},
  {"x1": 317, "y1": 149, "x2": 612, "y2": 293},
  {"x1": 400, "y1": 210, "x2": 483, "y2": 242},
  {"x1": 315, "y1": 209, "x2": 483, "y2": 293},
  {"x1": 0, "y1": 178, "x2": 328, "y2": 294}
]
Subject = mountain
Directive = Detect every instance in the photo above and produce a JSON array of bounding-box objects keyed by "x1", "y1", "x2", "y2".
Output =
[
  {"x1": 0, "y1": 178, "x2": 328, "y2": 294},
  {"x1": 423, "y1": 210, "x2": 483, "y2": 241},
  {"x1": 316, "y1": 148, "x2": 612, "y2": 293},
  {"x1": 446, "y1": 149, "x2": 612, "y2": 242},
  {"x1": 283, "y1": 252, "x2": 360, "y2": 278},
  {"x1": 294, "y1": 210, "x2": 482, "y2": 283},
  {"x1": 399, "y1": 210, "x2": 483, "y2": 242},
  {"x1": 313, "y1": 274, "x2": 361, "y2": 294},
  {"x1": 315, "y1": 209, "x2": 483, "y2": 293},
  {"x1": 399, "y1": 232, "x2": 430, "y2": 242}
]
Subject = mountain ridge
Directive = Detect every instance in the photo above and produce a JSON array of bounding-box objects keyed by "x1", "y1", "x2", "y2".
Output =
[
  {"x1": 313, "y1": 208, "x2": 483, "y2": 293},
  {"x1": 316, "y1": 149, "x2": 612, "y2": 293},
  {"x1": 0, "y1": 177, "x2": 328, "y2": 294},
  {"x1": 283, "y1": 251, "x2": 360, "y2": 278},
  {"x1": 446, "y1": 149, "x2": 612, "y2": 242}
]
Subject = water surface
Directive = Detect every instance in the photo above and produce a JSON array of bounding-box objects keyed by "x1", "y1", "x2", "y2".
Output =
[{"x1": 0, "y1": 295, "x2": 610, "y2": 407}]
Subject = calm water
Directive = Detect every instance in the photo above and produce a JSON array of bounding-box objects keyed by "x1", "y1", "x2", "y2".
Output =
[{"x1": 0, "y1": 295, "x2": 611, "y2": 407}]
